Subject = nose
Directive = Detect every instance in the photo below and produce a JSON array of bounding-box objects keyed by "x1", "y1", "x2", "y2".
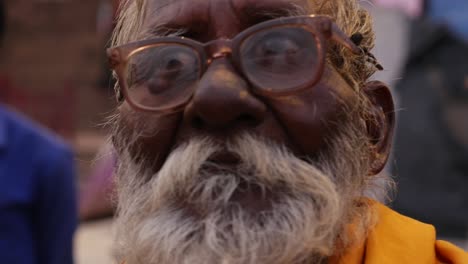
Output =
[{"x1": 184, "y1": 58, "x2": 267, "y2": 131}]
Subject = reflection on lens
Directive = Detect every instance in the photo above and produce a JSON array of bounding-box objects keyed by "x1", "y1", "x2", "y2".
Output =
[
  {"x1": 240, "y1": 27, "x2": 319, "y2": 92},
  {"x1": 125, "y1": 44, "x2": 200, "y2": 110}
]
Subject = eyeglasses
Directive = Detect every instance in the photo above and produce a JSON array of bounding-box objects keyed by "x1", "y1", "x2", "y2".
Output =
[{"x1": 107, "y1": 15, "x2": 361, "y2": 114}]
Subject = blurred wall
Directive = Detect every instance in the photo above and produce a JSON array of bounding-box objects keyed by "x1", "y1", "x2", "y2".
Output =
[
  {"x1": 362, "y1": 2, "x2": 410, "y2": 88},
  {"x1": 0, "y1": 0, "x2": 115, "y2": 137}
]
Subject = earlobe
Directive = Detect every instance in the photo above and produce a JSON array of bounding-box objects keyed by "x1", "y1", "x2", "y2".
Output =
[{"x1": 363, "y1": 81, "x2": 395, "y2": 175}]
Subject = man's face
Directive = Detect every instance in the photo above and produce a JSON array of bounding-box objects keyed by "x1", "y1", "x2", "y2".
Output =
[
  {"x1": 116, "y1": 0, "x2": 362, "y2": 178},
  {"x1": 112, "y1": 0, "x2": 394, "y2": 263}
]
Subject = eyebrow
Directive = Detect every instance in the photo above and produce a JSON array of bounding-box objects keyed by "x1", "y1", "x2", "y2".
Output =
[
  {"x1": 140, "y1": 0, "x2": 306, "y2": 40},
  {"x1": 241, "y1": 1, "x2": 306, "y2": 21},
  {"x1": 141, "y1": 26, "x2": 188, "y2": 39},
  {"x1": 139, "y1": 0, "x2": 186, "y2": 39}
]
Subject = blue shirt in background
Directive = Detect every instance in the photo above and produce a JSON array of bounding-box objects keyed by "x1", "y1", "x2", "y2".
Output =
[
  {"x1": 0, "y1": 105, "x2": 77, "y2": 264},
  {"x1": 428, "y1": 0, "x2": 468, "y2": 41}
]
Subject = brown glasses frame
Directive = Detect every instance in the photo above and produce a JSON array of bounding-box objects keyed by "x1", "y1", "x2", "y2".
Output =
[{"x1": 107, "y1": 15, "x2": 361, "y2": 113}]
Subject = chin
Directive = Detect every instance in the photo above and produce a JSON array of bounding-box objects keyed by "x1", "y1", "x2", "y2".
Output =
[{"x1": 112, "y1": 128, "x2": 376, "y2": 264}]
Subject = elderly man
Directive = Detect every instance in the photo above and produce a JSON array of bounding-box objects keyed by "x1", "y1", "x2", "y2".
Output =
[{"x1": 107, "y1": 0, "x2": 468, "y2": 263}]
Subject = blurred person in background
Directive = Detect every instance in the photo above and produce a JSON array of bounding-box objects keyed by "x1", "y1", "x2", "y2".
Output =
[
  {"x1": 427, "y1": 0, "x2": 468, "y2": 42},
  {"x1": 372, "y1": 0, "x2": 468, "y2": 248},
  {"x1": 107, "y1": 0, "x2": 467, "y2": 263},
  {"x1": 0, "y1": 1, "x2": 77, "y2": 263}
]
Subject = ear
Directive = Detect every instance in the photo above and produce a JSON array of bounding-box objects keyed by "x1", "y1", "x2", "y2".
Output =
[{"x1": 363, "y1": 81, "x2": 395, "y2": 175}]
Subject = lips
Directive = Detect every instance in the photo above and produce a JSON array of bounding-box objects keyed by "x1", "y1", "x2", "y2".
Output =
[
  {"x1": 194, "y1": 150, "x2": 278, "y2": 215},
  {"x1": 207, "y1": 151, "x2": 241, "y2": 166}
]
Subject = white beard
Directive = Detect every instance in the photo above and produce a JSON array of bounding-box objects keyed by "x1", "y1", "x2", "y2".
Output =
[{"x1": 113, "y1": 126, "x2": 376, "y2": 264}]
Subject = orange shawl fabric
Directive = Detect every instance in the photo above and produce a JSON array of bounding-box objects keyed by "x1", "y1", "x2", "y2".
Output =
[
  {"x1": 333, "y1": 201, "x2": 468, "y2": 264},
  {"x1": 121, "y1": 200, "x2": 467, "y2": 264}
]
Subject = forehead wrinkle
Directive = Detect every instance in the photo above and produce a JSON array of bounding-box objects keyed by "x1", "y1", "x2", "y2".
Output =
[
  {"x1": 142, "y1": 0, "x2": 209, "y2": 37},
  {"x1": 145, "y1": 0, "x2": 181, "y2": 13},
  {"x1": 139, "y1": 0, "x2": 309, "y2": 40},
  {"x1": 144, "y1": 0, "x2": 307, "y2": 26},
  {"x1": 143, "y1": 0, "x2": 182, "y2": 27},
  {"x1": 235, "y1": 0, "x2": 308, "y2": 15}
]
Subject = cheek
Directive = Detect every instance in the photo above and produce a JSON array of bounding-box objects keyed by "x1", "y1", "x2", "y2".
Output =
[
  {"x1": 267, "y1": 84, "x2": 353, "y2": 157},
  {"x1": 115, "y1": 104, "x2": 182, "y2": 171}
]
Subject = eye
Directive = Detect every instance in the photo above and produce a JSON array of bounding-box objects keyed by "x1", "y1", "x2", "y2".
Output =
[
  {"x1": 165, "y1": 58, "x2": 183, "y2": 70},
  {"x1": 256, "y1": 36, "x2": 299, "y2": 57},
  {"x1": 157, "y1": 51, "x2": 194, "y2": 78},
  {"x1": 124, "y1": 44, "x2": 201, "y2": 110},
  {"x1": 240, "y1": 26, "x2": 320, "y2": 93},
  {"x1": 144, "y1": 52, "x2": 195, "y2": 94},
  {"x1": 250, "y1": 33, "x2": 302, "y2": 70}
]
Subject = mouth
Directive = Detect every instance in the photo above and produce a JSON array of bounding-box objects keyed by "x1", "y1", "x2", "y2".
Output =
[
  {"x1": 206, "y1": 151, "x2": 241, "y2": 168},
  {"x1": 201, "y1": 151, "x2": 277, "y2": 215}
]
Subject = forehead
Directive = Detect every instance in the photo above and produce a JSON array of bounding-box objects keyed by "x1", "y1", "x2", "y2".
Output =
[{"x1": 142, "y1": 0, "x2": 309, "y2": 37}]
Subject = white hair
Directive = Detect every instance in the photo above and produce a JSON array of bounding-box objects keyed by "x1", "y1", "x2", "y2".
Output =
[{"x1": 112, "y1": 119, "x2": 381, "y2": 264}]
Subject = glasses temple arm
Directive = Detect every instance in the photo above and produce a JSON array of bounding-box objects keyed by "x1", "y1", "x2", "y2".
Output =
[{"x1": 330, "y1": 23, "x2": 361, "y2": 54}]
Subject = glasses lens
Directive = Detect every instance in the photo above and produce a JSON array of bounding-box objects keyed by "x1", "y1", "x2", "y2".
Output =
[
  {"x1": 240, "y1": 26, "x2": 319, "y2": 93},
  {"x1": 125, "y1": 44, "x2": 200, "y2": 110}
]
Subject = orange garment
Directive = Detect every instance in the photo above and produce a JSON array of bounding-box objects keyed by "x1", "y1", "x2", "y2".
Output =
[
  {"x1": 121, "y1": 200, "x2": 467, "y2": 264},
  {"x1": 334, "y1": 201, "x2": 468, "y2": 264}
]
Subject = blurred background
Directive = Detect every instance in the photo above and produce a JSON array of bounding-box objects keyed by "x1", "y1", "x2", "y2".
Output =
[
  {"x1": 0, "y1": 0, "x2": 467, "y2": 263},
  {"x1": 1, "y1": 0, "x2": 118, "y2": 263}
]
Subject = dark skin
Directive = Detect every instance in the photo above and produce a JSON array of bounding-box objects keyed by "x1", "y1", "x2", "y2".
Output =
[{"x1": 118, "y1": 0, "x2": 395, "y2": 195}]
